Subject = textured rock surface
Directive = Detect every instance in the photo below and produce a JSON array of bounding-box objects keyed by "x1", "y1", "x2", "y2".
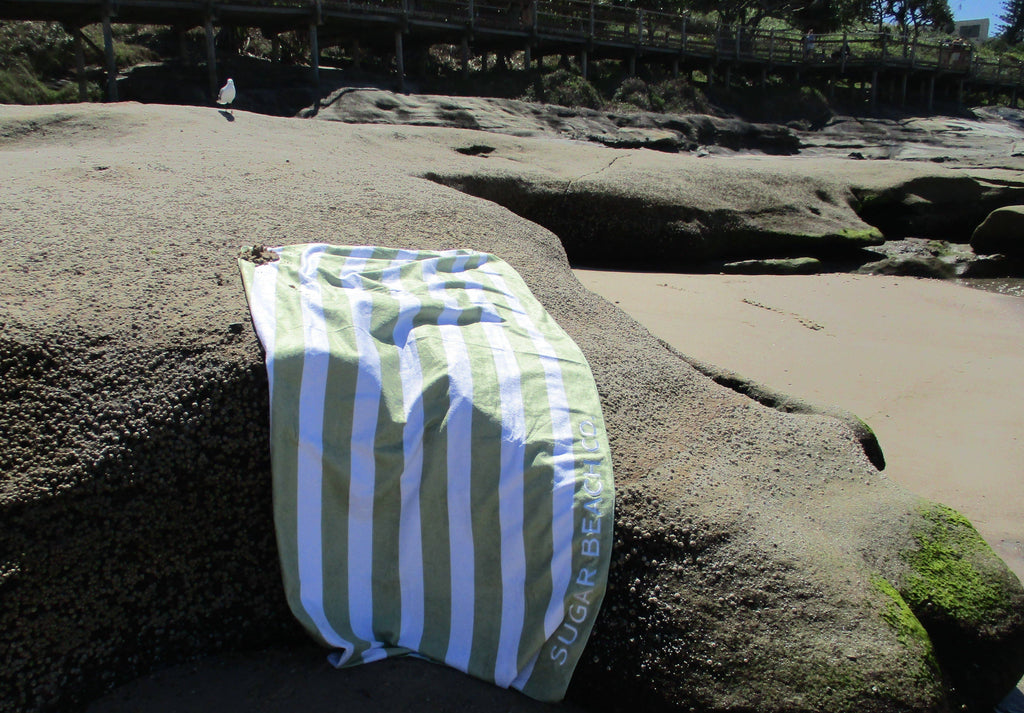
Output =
[
  {"x1": 972, "y1": 205, "x2": 1024, "y2": 258},
  {"x1": 721, "y1": 256, "x2": 824, "y2": 274},
  {"x1": 1, "y1": 103, "x2": 1023, "y2": 713},
  {"x1": 795, "y1": 108, "x2": 1024, "y2": 166},
  {"x1": 311, "y1": 86, "x2": 802, "y2": 155},
  {"x1": 307, "y1": 90, "x2": 1024, "y2": 269}
]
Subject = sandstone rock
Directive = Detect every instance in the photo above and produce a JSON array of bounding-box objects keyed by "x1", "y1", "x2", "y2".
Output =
[
  {"x1": 853, "y1": 175, "x2": 1024, "y2": 240},
  {"x1": 971, "y1": 205, "x2": 1024, "y2": 258},
  {"x1": 313, "y1": 87, "x2": 801, "y2": 155},
  {"x1": 856, "y1": 255, "x2": 957, "y2": 279},
  {"x1": 721, "y1": 257, "x2": 824, "y2": 274},
  {"x1": 1, "y1": 104, "x2": 1022, "y2": 713}
]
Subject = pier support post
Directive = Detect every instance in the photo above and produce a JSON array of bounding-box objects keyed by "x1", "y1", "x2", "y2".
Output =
[
  {"x1": 628, "y1": 52, "x2": 636, "y2": 77},
  {"x1": 927, "y1": 74, "x2": 935, "y2": 112},
  {"x1": 672, "y1": 57, "x2": 679, "y2": 78},
  {"x1": 395, "y1": 29, "x2": 405, "y2": 93},
  {"x1": 204, "y1": 15, "x2": 218, "y2": 103},
  {"x1": 461, "y1": 35, "x2": 470, "y2": 78},
  {"x1": 309, "y1": 22, "x2": 321, "y2": 104},
  {"x1": 900, "y1": 73, "x2": 908, "y2": 107},
  {"x1": 177, "y1": 26, "x2": 190, "y2": 65},
  {"x1": 74, "y1": 28, "x2": 88, "y2": 102},
  {"x1": 871, "y1": 69, "x2": 878, "y2": 112},
  {"x1": 102, "y1": 3, "x2": 118, "y2": 101},
  {"x1": 580, "y1": 49, "x2": 588, "y2": 80},
  {"x1": 706, "y1": 61, "x2": 713, "y2": 88}
]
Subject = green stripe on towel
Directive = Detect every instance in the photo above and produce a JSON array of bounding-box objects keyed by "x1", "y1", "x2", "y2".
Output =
[{"x1": 239, "y1": 244, "x2": 614, "y2": 701}]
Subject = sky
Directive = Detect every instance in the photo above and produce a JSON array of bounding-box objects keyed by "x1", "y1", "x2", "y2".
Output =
[{"x1": 949, "y1": 0, "x2": 1007, "y2": 23}]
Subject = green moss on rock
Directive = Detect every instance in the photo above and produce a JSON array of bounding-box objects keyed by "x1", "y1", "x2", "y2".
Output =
[
  {"x1": 901, "y1": 504, "x2": 1004, "y2": 625},
  {"x1": 873, "y1": 576, "x2": 933, "y2": 650},
  {"x1": 838, "y1": 227, "x2": 884, "y2": 243}
]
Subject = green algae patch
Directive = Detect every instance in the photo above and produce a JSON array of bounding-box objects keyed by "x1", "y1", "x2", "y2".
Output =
[
  {"x1": 838, "y1": 227, "x2": 884, "y2": 243},
  {"x1": 900, "y1": 504, "x2": 1004, "y2": 625},
  {"x1": 873, "y1": 576, "x2": 933, "y2": 650},
  {"x1": 873, "y1": 576, "x2": 942, "y2": 690}
]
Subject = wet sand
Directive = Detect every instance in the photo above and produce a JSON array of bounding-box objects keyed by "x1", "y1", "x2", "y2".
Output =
[{"x1": 574, "y1": 271, "x2": 1024, "y2": 582}]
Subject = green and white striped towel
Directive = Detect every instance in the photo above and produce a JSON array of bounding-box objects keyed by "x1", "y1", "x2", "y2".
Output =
[{"x1": 238, "y1": 244, "x2": 614, "y2": 701}]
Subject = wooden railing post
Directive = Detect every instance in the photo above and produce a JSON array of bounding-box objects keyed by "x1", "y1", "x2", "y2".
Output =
[
  {"x1": 841, "y1": 30, "x2": 847, "y2": 72},
  {"x1": 880, "y1": 31, "x2": 888, "y2": 65},
  {"x1": 681, "y1": 16, "x2": 687, "y2": 53},
  {"x1": 589, "y1": 0, "x2": 595, "y2": 38},
  {"x1": 735, "y1": 23, "x2": 741, "y2": 58},
  {"x1": 910, "y1": 33, "x2": 917, "y2": 68},
  {"x1": 768, "y1": 28, "x2": 774, "y2": 65}
]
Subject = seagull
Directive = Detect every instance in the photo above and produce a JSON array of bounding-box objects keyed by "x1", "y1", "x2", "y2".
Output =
[{"x1": 217, "y1": 78, "x2": 236, "y2": 114}]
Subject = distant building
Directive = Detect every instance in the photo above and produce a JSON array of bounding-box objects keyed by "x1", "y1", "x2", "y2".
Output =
[{"x1": 954, "y1": 18, "x2": 989, "y2": 42}]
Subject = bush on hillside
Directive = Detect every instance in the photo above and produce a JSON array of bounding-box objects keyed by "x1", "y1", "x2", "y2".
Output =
[
  {"x1": 649, "y1": 78, "x2": 713, "y2": 114},
  {"x1": 523, "y1": 68, "x2": 603, "y2": 109},
  {"x1": 0, "y1": 20, "x2": 157, "y2": 104},
  {"x1": 0, "y1": 21, "x2": 76, "y2": 78},
  {"x1": 611, "y1": 76, "x2": 651, "y2": 110}
]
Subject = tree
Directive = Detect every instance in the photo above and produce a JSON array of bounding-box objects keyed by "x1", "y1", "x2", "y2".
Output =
[
  {"x1": 792, "y1": 0, "x2": 876, "y2": 32},
  {"x1": 1000, "y1": 0, "x2": 1024, "y2": 43},
  {"x1": 684, "y1": 0, "x2": 869, "y2": 29},
  {"x1": 885, "y1": 0, "x2": 953, "y2": 36}
]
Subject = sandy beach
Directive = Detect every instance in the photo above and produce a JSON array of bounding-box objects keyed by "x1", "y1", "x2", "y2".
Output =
[{"x1": 573, "y1": 271, "x2": 1024, "y2": 582}]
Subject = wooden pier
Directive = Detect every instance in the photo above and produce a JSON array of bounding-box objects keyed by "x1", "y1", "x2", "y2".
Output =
[{"x1": 1, "y1": 0, "x2": 1021, "y2": 108}]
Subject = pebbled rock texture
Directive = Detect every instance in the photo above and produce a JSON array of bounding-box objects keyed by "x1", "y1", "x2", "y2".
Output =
[{"x1": 1, "y1": 103, "x2": 1022, "y2": 713}]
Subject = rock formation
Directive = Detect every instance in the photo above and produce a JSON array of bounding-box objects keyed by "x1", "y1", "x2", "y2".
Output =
[
  {"x1": 972, "y1": 205, "x2": 1024, "y2": 258},
  {"x1": 1, "y1": 103, "x2": 1022, "y2": 713}
]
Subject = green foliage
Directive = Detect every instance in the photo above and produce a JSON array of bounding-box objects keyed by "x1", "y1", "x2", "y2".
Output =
[
  {"x1": 999, "y1": 0, "x2": 1024, "y2": 43},
  {"x1": 523, "y1": 68, "x2": 603, "y2": 109},
  {"x1": 650, "y1": 78, "x2": 713, "y2": 113},
  {"x1": 0, "y1": 21, "x2": 76, "y2": 78},
  {"x1": 0, "y1": 20, "x2": 157, "y2": 104},
  {"x1": 611, "y1": 76, "x2": 652, "y2": 110},
  {"x1": 0, "y1": 65, "x2": 96, "y2": 104},
  {"x1": 722, "y1": 83, "x2": 834, "y2": 126}
]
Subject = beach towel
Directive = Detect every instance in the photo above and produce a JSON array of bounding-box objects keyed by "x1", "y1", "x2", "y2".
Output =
[{"x1": 238, "y1": 244, "x2": 614, "y2": 701}]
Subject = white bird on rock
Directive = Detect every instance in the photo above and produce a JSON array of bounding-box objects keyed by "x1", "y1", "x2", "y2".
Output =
[{"x1": 217, "y1": 78, "x2": 236, "y2": 114}]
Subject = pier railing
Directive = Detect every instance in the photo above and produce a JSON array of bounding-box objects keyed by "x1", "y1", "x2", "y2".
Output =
[{"x1": 2, "y1": 0, "x2": 1021, "y2": 95}]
